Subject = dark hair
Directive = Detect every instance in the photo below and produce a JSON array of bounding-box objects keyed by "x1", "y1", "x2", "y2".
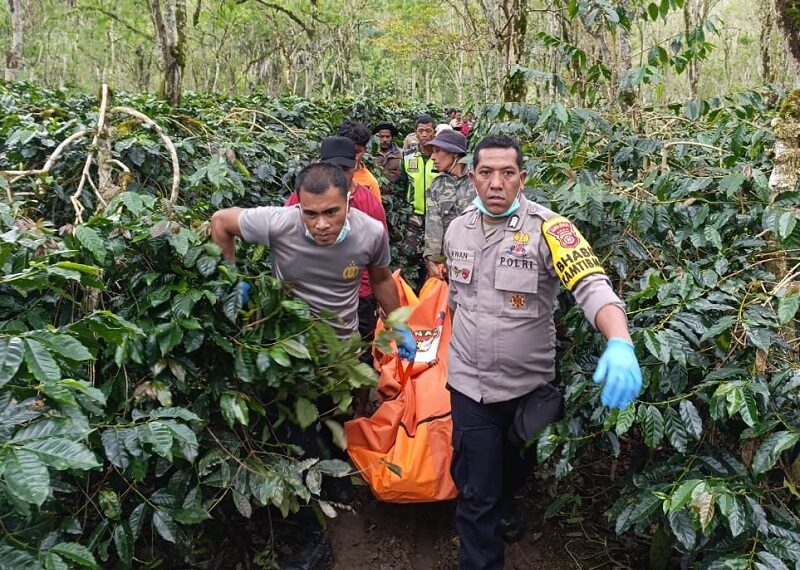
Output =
[
  {"x1": 337, "y1": 120, "x2": 371, "y2": 147},
  {"x1": 296, "y1": 163, "x2": 348, "y2": 198},
  {"x1": 415, "y1": 114, "x2": 435, "y2": 128},
  {"x1": 472, "y1": 135, "x2": 524, "y2": 169}
]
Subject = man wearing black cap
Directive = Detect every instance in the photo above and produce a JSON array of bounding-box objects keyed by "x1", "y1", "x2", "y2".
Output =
[
  {"x1": 372, "y1": 122, "x2": 402, "y2": 196},
  {"x1": 423, "y1": 129, "x2": 474, "y2": 280}
]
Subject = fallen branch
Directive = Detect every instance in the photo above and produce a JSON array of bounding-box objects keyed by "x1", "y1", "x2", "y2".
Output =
[
  {"x1": 0, "y1": 129, "x2": 94, "y2": 201},
  {"x1": 660, "y1": 141, "x2": 725, "y2": 172},
  {"x1": 71, "y1": 84, "x2": 111, "y2": 224},
  {"x1": 110, "y1": 106, "x2": 181, "y2": 213}
]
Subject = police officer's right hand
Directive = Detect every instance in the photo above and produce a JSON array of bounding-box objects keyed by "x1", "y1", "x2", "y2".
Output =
[{"x1": 592, "y1": 338, "x2": 642, "y2": 409}]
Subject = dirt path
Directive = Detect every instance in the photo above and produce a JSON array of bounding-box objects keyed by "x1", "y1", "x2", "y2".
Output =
[{"x1": 327, "y1": 487, "x2": 591, "y2": 570}]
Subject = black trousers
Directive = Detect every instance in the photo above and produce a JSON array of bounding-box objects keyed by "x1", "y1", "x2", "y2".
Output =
[
  {"x1": 357, "y1": 295, "x2": 378, "y2": 367},
  {"x1": 449, "y1": 389, "x2": 536, "y2": 570}
]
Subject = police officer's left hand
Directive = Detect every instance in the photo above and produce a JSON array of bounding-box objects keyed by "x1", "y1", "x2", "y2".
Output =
[
  {"x1": 593, "y1": 338, "x2": 642, "y2": 409},
  {"x1": 396, "y1": 328, "x2": 417, "y2": 361}
]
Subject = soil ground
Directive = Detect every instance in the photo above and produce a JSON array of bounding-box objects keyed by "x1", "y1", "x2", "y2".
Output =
[{"x1": 326, "y1": 485, "x2": 623, "y2": 570}]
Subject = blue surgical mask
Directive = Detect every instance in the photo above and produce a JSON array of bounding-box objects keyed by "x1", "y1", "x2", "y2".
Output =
[{"x1": 472, "y1": 188, "x2": 522, "y2": 218}]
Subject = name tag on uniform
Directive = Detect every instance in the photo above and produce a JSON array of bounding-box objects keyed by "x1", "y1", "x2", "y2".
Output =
[{"x1": 448, "y1": 250, "x2": 474, "y2": 284}]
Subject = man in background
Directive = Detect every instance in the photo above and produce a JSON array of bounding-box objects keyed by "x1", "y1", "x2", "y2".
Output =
[
  {"x1": 396, "y1": 113, "x2": 438, "y2": 285},
  {"x1": 372, "y1": 121, "x2": 402, "y2": 196},
  {"x1": 338, "y1": 120, "x2": 382, "y2": 201}
]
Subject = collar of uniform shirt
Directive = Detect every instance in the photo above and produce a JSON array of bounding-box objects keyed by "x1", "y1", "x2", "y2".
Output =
[{"x1": 481, "y1": 214, "x2": 506, "y2": 239}]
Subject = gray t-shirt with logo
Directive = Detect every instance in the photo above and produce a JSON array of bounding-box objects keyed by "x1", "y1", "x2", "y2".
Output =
[{"x1": 238, "y1": 205, "x2": 390, "y2": 337}]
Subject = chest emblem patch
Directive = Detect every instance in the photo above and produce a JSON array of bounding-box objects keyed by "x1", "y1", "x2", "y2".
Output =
[
  {"x1": 508, "y1": 231, "x2": 530, "y2": 258},
  {"x1": 545, "y1": 221, "x2": 580, "y2": 248},
  {"x1": 342, "y1": 261, "x2": 359, "y2": 280},
  {"x1": 451, "y1": 265, "x2": 471, "y2": 280},
  {"x1": 408, "y1": 158, "x2": 419, "y2": 172},
  {"x1": 510, "y1": 294, "x2": 526, "y2": 309}
]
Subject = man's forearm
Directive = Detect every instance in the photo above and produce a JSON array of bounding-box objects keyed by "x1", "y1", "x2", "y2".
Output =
[
  {"x1": 595, "y1": 304, "x2": 632, "y2": 343},
  {"x1": 210, "y1": 212, "x2": 238, "y2": 262},
  {"x1": 372, "y1": 275, "x2": 401, "y2": 317}
]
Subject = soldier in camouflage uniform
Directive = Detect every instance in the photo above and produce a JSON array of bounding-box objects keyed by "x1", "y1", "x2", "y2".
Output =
[{"x1": 423, "y1": 129, "x2": 474, "y2": 280}]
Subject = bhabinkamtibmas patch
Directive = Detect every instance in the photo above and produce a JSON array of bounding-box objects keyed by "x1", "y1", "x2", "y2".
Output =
[{"x1": 542, "y1": 216, "x2": 605, "y2": 290}]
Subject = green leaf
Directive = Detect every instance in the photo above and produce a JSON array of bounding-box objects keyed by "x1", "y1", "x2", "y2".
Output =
[
  {"x1": 0, "y1": 337, "x2": 24, "y2": 388},
  {"x1": 152, "y1": 509, "x2": 178, "y2": 543},
  {"x1": 20, "y1": 438, "x2": 100, "y2": 470},
  {"x1": 101, "y1": 428, "x2": 130, "y2": 470},
  {"x1": 668, "y1": 509, "x2": 695, "y2": 549},
  {"x1": 149, "y1": 407, "x2": 200, "y2": 422},
  {"x1": 74, "y1": 225, "x2": 106, "y2": 264},
  {"x1": 664, "y1": 407, "x2": 688, "y2": 453},
  {"x1": 752, "y1": 431, "x2": 800, "y2": 474},
  {"x1": 29, "y1": 331, "x2": 93, "y2": 361},
  {"x1": 45, "y1": 553, "x2": 69, "y2": 570},
  {"x1": 139, "y1": 421, "x2": 174, "y2": 459},
  {"x1": 756, "y1": 551, "x2": 790, "y2": 570},
  {"x1": 295, "y1": 397, "x2": 319, "y2": 429},
  {"x1": 0, "y1": 545, "x2": 41, "y2": 570},
  {"x1": 50, "y1": 543, "x2": 98, "y2": 568},
  {"x1": 726, "y1": 496, "x2": 745, "y2": 537},
  {"x1": 280, "y1": 338, "x2": 311, "y2": 360},
  {"x1": 679, "y1": 400, "x2": 703, "y2": 440},
  {"x1": 778, "y1": 293, "x2": 800, "y2": 325},
  {"x1": 99, "y1": 488, "x2": 122, "y2": 520},
  {"x1": 113, "y1": 523, "x2": 134, "y2": 568},
  {"x1": 5, "y1": 449, "x2": 49, "y2": 506},
  {"x1": 324, "y1": 420, "x2": 347, "y2": 450},
  {"x1": 23, "y1": 338, "x2": 61, "y2": 383},
  {"x1": 669, "y1": 479, "x2": 703, "y2": 512},
  {"x1": 643, "y1": 405, "x2": 664, "y2": 448},
  {"x1": 615, "y1": 403, "x2": 637, "y2": 436},
  {"x1": 220, "y1": 391, "x2": 249, "y2": 428}
]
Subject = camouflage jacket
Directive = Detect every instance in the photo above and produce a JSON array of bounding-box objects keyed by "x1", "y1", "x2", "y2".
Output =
[
  {"x1": 423, "y1": 170, "x2": 474, "y2": 261},
  {"x1": 373, "y1": 145, "x2": 403, "y2": 195}
]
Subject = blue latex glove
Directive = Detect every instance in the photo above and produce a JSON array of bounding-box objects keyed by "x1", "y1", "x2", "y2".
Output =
[
  {"x1": 593, "y1": 338, "x2": 642, "y2": 409},
  {"x1": 396, "y1": 328, "x2": 417, "y2": 361},
  {"x1": 238, "y1": 281, "x2": 251, "y2": 306}
]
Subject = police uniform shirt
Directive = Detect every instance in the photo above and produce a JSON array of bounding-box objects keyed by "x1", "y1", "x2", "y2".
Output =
[
  {"x1": 443, "y1": 195, "x2": 625, "y2": 404},
  {"x1": 239, "y1": 206, "x2": 390, "y2": 337}
]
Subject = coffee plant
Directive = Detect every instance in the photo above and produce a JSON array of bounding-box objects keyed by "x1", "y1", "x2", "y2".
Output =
[{"x1": 1, "y1": 79, "x2": 799, "y2": 568}]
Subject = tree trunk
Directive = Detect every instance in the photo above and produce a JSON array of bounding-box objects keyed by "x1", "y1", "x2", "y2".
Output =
[
  {"x1": 775, "y1": 0, "x2": 800, "y2": 85},
  {"x1": 617, "y1": 2, "x2": 635, "y2": 109},
  {"x1": 683, "y1": 0, "x2": 700, "y2": 99},
  {"x1": 500, "y1": 0, "x2": 529, "y2": 102},
  {"x1": 148, "y1": 0, "x2": 187, "y2": 106},
  {"x1": 5, "y1": 0, "x2": 24, "y2": 81},
  {"x1": 759, "y1": 0, "x2": 775, "y2": 84}
]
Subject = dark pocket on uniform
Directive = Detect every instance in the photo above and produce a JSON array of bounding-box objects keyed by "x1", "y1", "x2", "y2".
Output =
[
  {"x1": 450, "y1": 429, "x2": 474, "y2": 498},
  {"x1": 507, "y1": 383, "x2": 564, "y2": 448}
]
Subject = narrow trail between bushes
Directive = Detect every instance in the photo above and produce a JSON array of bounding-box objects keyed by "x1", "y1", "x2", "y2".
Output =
[{"x1": 326, "y1": 487, "x2": 601, "y2": 569}]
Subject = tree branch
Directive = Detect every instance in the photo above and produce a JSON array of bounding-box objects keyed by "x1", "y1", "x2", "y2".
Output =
[
  {"x1": 241, "y1": 0, "x2": 315, "y2": 39},
  {"x1": 74, "y1": 5, "x2": 153, "y2": 39}
]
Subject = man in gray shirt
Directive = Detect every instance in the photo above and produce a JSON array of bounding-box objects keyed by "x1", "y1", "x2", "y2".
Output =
[{"x1": 210, "y1": 162, "x2": 416, "y2": 356}]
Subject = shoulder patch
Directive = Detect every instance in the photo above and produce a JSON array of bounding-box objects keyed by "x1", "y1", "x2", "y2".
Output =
[{"x1": 541, "y1": 216, "x2": 605, "y2": 291}]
